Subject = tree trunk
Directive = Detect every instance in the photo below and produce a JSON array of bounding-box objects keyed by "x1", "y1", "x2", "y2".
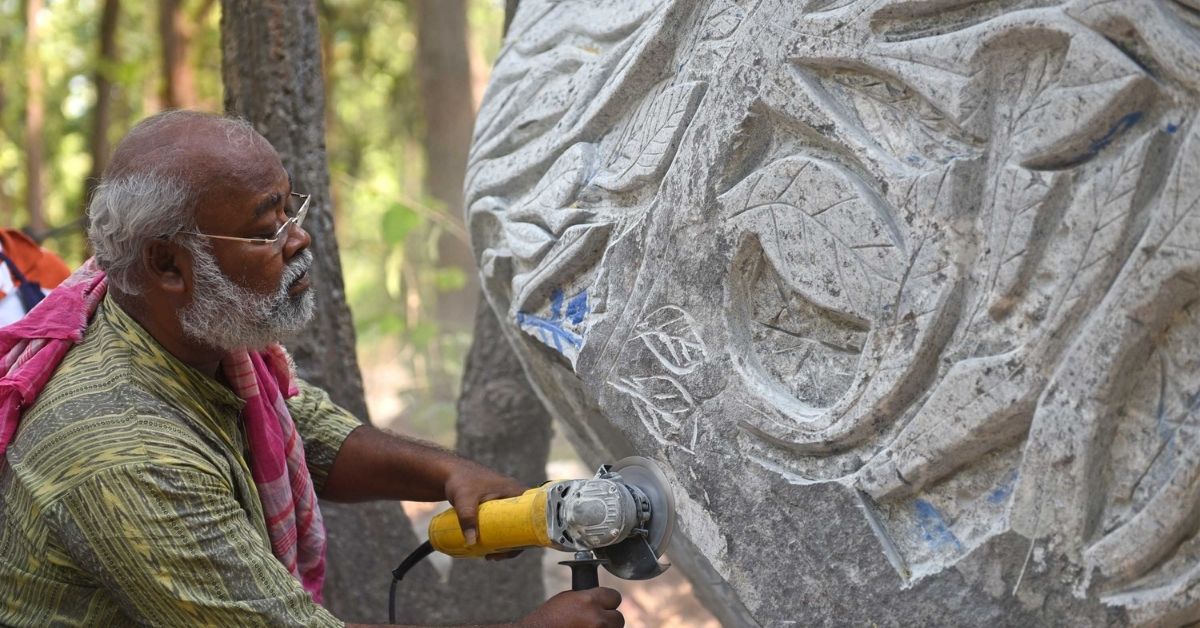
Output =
[
  {"x1": 448, "y1": 293, "x2": 554, "y2": 623},
  {"x1": 86, "y1": 0, "x2": 120, "y2": 207},
  {"x1": 159, "y1": 0, "x2": 197, "y2": 109},
  {"x1": 24, "y1": 0, "x2": 45, "y2": 234},
  {"x1": 413, "y1": 0, "x2": 479, "y2": 338},
  {"x1": 220, "y1": 2, "x2": 442, "y2": 623},
  {"x1": 445, "y1": 0, "x2": 553, "y2": 620}
]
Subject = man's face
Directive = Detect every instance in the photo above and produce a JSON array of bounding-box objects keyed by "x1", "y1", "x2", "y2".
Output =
[
  {"x1": 178, "y1": 137, "x2": 315, "y2": 351},
  {"x1": 179, "y1": 241, "x2": 314, "y2": 352}
]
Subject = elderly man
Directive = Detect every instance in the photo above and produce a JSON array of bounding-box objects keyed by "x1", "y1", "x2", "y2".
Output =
[{"x1": 0, "y1": 111, "x2": 623, "y2": 627}]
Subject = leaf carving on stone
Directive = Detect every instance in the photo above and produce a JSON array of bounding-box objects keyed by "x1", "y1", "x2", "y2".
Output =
[
  {"x1": 720, "y1": 156, "x2": 906, "y2": 322},
  {"x1": 612, "y1": 374, "x2": 698, "y2": 451},
  {"x1": 502, "y1": 221, "x2": 556, "y2": 266},
  {"x1": 508, "y1": 143, "x2": 598, "y2": 236},
  {"x1": 698, "y1": 0, "x2": 746, "y2": 42},
  {"x1": 510, "y1": 221, "x2": 614, "y2": 315},
  {"x1": 1153, "y1": 122, "x2": 1200, "y2": 255},
  {"x1": 975, "y1": 165, "x2": 1061, "y2": 321},
  {"x1": 1050, "y1": 132, "x2": 1154, "y2": 316},
  {"x1": 511, "y1": 0, "x2": 663, "y2": 56},
  {"x1": 632, "y1": 306, "x2": 709, "y2": 375},
  {"x1": 590, "y1": 81, "x2": 706, "y2": 193},
  {"x1": 810, "y1": 67, "x2": 980, "y2": 167}
]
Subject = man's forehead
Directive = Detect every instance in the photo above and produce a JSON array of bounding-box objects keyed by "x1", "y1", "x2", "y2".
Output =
[{"x1": 107, "y1": 113, "x2": 281, "y2": 182}]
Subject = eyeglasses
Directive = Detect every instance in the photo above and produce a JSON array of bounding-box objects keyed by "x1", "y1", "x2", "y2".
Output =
[{"x1": 177, "y1": 192, "x2": 311, "y2": 253}]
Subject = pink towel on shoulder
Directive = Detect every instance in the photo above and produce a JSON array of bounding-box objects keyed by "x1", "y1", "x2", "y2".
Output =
[{"x1": 0, "y1": 260, "x2": 326, "y2": 602}]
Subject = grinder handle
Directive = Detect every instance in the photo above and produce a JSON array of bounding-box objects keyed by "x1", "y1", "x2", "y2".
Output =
[
  {"x1": 427, "y1": 485, "x2": 552, "y2": 558},
  {"x1": 571, "y1": 562, "x2": 600, "y2": 590},
  {"x1": 559, "y1": 553, "x2": 607, "y2": 591}
]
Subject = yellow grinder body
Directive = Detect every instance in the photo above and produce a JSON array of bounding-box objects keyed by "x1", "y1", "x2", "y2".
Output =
[
  {"x1": 426, "y1": 457, "x2": 675, "y2": 580},
  {"x1": 428, "y1": 485, "x2": 552, "y2": 558}
]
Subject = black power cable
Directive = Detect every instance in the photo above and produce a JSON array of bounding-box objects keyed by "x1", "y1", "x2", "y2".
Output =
[{"x1": 388, "y1": 540, "x2": 435, "y2": 624}]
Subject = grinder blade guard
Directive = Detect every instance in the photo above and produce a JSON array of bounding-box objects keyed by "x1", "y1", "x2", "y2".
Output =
[{"x1": 585, "y1": 456, "x2": 676, "y2": 580}]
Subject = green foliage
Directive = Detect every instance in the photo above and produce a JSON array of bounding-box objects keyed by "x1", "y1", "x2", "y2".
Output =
[
  {"x1": 0, "y1": 0, "x2": 224, "y2": 263},
  {"x1": 434, "y1": 266, "x2": 467, "y2": 292},
  {"x1": 322, "y1": 0, "x2": 504, "y2": 432},
  {"x1": 382, "y1": 202, "x2": 421, "y2": 245}
]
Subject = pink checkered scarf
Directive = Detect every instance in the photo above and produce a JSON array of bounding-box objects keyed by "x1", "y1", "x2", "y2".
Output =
[{"x1": 0, "y1": 260, "x2": 326, "y2": 602}]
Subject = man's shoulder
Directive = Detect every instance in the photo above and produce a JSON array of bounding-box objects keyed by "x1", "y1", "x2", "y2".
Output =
[{"x1": 10, "y1": 381, "x2": 219, "y2": 504}]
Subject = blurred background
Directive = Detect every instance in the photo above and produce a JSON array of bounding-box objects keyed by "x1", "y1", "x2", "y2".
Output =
[{"x1": 0, "y1": 1, "x2": 716, "y2": 624}]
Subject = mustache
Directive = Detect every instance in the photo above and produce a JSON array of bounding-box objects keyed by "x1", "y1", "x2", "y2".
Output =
[{"x1": 282, "y1": 250, "x2": 313, "y2": 288}]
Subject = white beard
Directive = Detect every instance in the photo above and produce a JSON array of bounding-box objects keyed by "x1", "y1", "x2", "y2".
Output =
[{"x1": 179, "y1": 245, "x2": 315, "y2": 352}]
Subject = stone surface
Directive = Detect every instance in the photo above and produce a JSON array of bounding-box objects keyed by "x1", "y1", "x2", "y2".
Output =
[{"x1": 466, "y1": 0, "x2": 1200, "y2": 625}]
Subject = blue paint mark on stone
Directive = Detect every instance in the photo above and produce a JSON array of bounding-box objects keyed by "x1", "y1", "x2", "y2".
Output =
[
  {"x1": 986, "y1": 470, "x2": 1018, "y2": 504},
  {"x1": 1086, "y1": 111, "x2": 1143, "y2": 158},
  {"x1": 1058, "y1": 112, "x2": 1144, "y2": 168},
  {"x1": 516, "y1": 286, "x2": 589, "y2": 356},
  {"x1": 550, "y1": 288, "x2": 565, "y2": 320},
  {"x1": 1167, "y1": 122, "x2": 1179, "y2": 134},
  {"x1": 516, "y1": 311, "x2": 582, "y2": 353},
  {"x1": 566, "y1": 291, "x2": 588, "y2": 325},
  {"x1": 914, "y1": 499, "x2": 963, "y2": 552}
]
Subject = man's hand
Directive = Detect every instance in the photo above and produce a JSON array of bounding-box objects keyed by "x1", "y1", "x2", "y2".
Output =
[
  {"x1": 442, "y1": 459, "x2": 526, "y2": 546},
  {"x1": 518, "y1": 589, "x2": 624, "y2": 628}
]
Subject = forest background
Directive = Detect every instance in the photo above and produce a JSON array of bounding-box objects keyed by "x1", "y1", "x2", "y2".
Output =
[
  {"x1": 1, "y1": 0, "x2": 504, "y2": 445},
  {"x1": 1, "y1": 1, "x2": 714, "y2": 625}
]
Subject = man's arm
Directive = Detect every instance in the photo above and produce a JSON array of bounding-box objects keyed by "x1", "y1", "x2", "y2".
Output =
[
  {"x1": 321, "y1": 425, "x2": 525, "y2": 545},
  {"x1": 286, "y1": 379, "x2": 525, "y2": 544}
]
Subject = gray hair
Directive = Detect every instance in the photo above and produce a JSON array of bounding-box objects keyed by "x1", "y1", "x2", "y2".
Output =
[
  {"x1": 87, "y1": 171, "x2": 201, "y2": 295},
  {"x1": 85, "y1": 110, "x2": 264, "y2": 295}
]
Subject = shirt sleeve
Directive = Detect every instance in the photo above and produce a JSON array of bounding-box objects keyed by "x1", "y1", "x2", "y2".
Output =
[
  {"x1": 48, "y1": 462, "x2": 343, "y2": 627},
  {"x1": 286, "y1": 378, "x2": 364, "y2": 495}
]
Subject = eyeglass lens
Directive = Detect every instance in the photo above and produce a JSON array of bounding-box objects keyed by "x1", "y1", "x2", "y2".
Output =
[{"x1": 272, "y1": 195, "x2": 309, "y2": 252}]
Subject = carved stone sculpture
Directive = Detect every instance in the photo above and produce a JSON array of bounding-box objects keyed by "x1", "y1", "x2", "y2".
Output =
[{"x1": 466, "y1": 0, "x2": 1200, "y2": 624}]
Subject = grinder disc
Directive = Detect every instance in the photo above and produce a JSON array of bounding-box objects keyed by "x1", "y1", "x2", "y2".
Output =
[
  {"x1": 613, "y1": 456, "x2": 675, "y2": 555},
  {"x1": 596, "y1": 456, "x2": 676, "y2": 580}
]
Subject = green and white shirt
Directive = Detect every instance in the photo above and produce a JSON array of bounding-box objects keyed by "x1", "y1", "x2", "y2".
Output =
[{"x1": 0, "y1": 295, "x2": 360, "y2": 626}]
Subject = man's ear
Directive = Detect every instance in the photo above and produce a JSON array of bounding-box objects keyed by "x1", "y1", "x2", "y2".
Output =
[{"x1": 142, "y1": 239, "x2": 189, "y2": 295}]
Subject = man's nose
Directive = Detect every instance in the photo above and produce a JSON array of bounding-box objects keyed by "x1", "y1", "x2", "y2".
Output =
[{"x1": 283, "y1": 220, "x2": 312, "y2": 260}]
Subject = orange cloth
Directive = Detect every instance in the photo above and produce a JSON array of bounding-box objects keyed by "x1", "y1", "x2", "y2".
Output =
[{"x1": 0, "y1": 229, "x2": 71, "y2": 298}]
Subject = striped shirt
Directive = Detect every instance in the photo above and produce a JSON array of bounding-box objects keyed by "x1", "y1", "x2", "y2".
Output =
[{"x1": 0, "y1": 295, "x2": 360, "y2": 626}]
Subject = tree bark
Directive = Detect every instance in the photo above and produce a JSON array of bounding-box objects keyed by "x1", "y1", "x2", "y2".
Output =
[
  {"x1": 413, "y1": 0, "x2": 479, "y2": 336},
  {"x1": 445, "y1": 0, "x2": 553, "y2": 620},
  {"x1": 86, "y1": 0, "x2": 120, "y2": 207},
  {"x1": 220, "y1": 2, "x2": 441, "y2": 623},
  {"x1": 159, "y1": 0, "x2": 198, "y2": 109},
  {"x1": 447, "y1": 294, "x2": 554, "y2": 623},
  {"x1": 24, "y1": 0, "x2": 45, "y2": 234}
]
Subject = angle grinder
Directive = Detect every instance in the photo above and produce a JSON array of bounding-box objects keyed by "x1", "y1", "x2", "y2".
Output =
[{"x1": 386, "y1": 457, "x2": 676, "y2": 621}]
